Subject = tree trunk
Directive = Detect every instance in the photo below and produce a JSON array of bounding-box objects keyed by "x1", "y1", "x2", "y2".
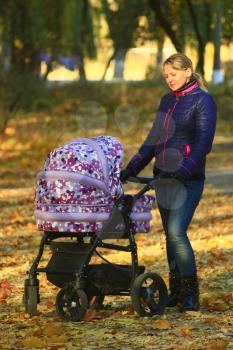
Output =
[
  {"x1": 196, "y1": 48, "x2": 205, "y2": 77},
  {"x1": 186, "y1": 0, "x2": 206, "y2": 77},
  {"x1": 149, "y1": 0, "x2": 183, "y2": 52},
  {"x1": 0, "y1": 91, "x2": 23, "y2": 134},
  {"x1": 101, "y1": 50, "x2": 116, "y2": 81},
  {"x1": 212, "y1": 2, "x2": 224, "y2": 84},
  {"x1": 156, "y1": 38, "x2": 164, "y2": 67},
  {"x1": 77, "y1": 52, "x2": 86, "y2": 81},
  {"x1": 7, "y1": 1, "x2": 40, "y2": 80},
  {"x1": 77, "y1": 0, "x2": 88, "y2": 82},
  {"x1": 113, "y1": 48, "x2": 127, "y2": 80}
]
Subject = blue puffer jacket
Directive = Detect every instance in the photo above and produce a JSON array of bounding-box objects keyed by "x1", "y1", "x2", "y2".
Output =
[{"x1": 127, "y1": 80, "x2": 217, "y2": 180}]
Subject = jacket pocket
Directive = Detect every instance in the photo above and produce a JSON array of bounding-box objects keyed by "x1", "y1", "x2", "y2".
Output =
[{"x1": 178, "y1": 144, "x2": 191, "y2": 157}]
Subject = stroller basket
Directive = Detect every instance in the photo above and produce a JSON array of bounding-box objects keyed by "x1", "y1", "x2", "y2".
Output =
[
  {"x1": 86, "y1": 263, "x2": 145, "y2": 295},
  {"x1": 46, "y1": 241, "x2": 91, "y2": 287},
  {"x1": 46, "y1": 241, "x2": 145, "y2": 293}
]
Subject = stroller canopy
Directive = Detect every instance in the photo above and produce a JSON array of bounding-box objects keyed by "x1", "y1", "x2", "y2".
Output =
[
  {"x1": 37, "y1": 136, "x2": 123, "y2": 198},
  {"x1": 35, "y1": 136, "x2": 154, "y2": 233}
]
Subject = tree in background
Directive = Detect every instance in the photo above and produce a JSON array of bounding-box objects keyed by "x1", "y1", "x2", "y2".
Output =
[
  {"x1": 149, "y1": 0, "x2": 185, "y2": 53},
  {"x1": 0, "y1": 0, "x2": 97, "y2": 82},
  {"x1": 0, "y1": 0, "x2": 52, "y2": 132},
  {"x1": 0, "y1": 0, "x2": 97, "y2": 131},
  {"x1": 219, "y1": 0, "x2": 233, "y2": 80},
  {"x1": 186, "y1": 0, "x2": 233, "y2": 83},
  {"x1": 135, "y1": 8, "x2": 166, "y2": 81},
  {"x1": 149, "y1": 0, "x2": 212, "y2": 77},
  {"x1": 212, "y1": 0, "x2": 224, "y2": 84},
  {"x1": 0, "y1": 0, "x2": 48, "y2": 79},
  {"x1": 185, "y1": 0, "x2": 212, "y2": 77},
  {"x1": 62, "y1": 0, "x2": 96, "y2": 81},
  {"x1": 0, "y1": 0, "x2": 232, "y2": 86},
  {"x1": 101, "y1": 0, "x2": 144, "y2": 80}
]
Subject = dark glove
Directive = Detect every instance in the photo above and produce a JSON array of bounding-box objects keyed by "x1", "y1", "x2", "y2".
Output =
[{"x1": 120, "y1": 168, "x2": 134, "y2": 183}]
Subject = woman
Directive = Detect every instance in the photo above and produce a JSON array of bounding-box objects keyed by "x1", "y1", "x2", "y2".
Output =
[{"x1": 121, "y1": 53, "x2": 217, "y2": 312}]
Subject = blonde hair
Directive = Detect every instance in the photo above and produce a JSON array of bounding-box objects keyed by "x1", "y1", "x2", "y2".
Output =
[{"x1": 163, "y1": 53, "x2": 207, "y2": 91}]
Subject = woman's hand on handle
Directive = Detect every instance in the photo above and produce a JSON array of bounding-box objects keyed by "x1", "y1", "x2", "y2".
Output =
[{"x1": 120, "y1": 168, "x2": 134, "y2": 183}]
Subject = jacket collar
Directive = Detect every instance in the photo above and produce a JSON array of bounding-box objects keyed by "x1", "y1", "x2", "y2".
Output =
[{"x1": 174, "y1": 79, "x2": 198, "y2": 97}]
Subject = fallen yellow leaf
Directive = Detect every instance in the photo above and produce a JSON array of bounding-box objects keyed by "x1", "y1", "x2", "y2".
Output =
[
  {"x1": 43, "y1": 323, "x2": 63, "y2": 336},
  {"x1": 185, "y1": 310, "x2": 202, "y2": 317},
  {"x1": 206, "y1": 339, "x2": 229, "y2": 350},
  {"x1": 152, "y1": 319, "x2": 171, "y2": 330},
  {"x1": 47, "y1": 335, "x2": 68, "y2": 344},
  {"x1": 22, "y1": 337, "x2": 47, "y2": 348}
]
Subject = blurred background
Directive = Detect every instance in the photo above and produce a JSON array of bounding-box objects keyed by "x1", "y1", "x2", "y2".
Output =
[{"x1": 0, "y1": 0, "x2": 233, "y2": 170}]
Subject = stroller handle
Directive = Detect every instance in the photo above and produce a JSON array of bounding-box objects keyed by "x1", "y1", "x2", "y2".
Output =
[{"x1": 127, "y1": 175, "x2": 162, "y2": 201}]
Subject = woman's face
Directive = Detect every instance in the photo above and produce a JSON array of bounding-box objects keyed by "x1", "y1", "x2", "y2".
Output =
[{"x1": 163, "y1": 64, "x2": 192, "y2": 91}]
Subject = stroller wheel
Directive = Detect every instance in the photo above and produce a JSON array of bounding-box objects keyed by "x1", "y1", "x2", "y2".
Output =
[
  {"x1": 23, "y1": 278, "x2": 39, "y2": 316},
  {"x1": 56, "y1": 285, "x2": 88, "y2": 322},
  {"x1": 131, "y1": 272, "x2": 168, "y2": 317}
]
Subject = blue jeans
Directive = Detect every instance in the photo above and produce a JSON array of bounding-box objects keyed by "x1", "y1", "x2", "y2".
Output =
[{"x1": 155, "y1": 179, "x2": 204, "y2": 277}]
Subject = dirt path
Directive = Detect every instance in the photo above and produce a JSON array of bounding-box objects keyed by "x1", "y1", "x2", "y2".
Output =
[
  {"x1": 205, "y1": 135, "x2": 233, "y2": 194},
  {"x1": 206, "y1": 168, "x2": 233, "y2": 195}
]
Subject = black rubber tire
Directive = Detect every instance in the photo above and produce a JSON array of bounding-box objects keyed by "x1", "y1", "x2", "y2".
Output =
[
  {"x1": 131, "y1": 272, "x2": 168, "y2": 317},
  {"x1": 24, "y1": 281, "x2": 38, "y2": 316},
  {"x1": 56, "y1": 286, "x2": 88, "y2": 322}
]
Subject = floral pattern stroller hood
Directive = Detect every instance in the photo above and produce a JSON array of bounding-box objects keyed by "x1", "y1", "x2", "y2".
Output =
[{"x1": 35, "y1": 136, "x2": 154, "y2": 233}]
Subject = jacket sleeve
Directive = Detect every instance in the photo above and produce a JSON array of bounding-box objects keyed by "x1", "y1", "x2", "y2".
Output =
[
  {"x1": 126, "y1": 102, "x2": 163, "y2": 175},
  {"x1": 179, "y1": 93, "x2": 217, "y2": 178}
]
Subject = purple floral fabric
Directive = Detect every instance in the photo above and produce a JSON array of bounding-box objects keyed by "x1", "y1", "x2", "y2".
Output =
[{"x1": 35, "y1": 136, "x2": 155, "y2": 233}]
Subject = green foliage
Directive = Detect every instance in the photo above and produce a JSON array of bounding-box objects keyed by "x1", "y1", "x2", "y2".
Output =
[
  {"x1": 101, "y1": 0, "x2": 144, "y2": 49},
  {"x1": 0, "y1": 0, "x2": 232, "y2": 84},
  {"x1": 0, "y1": 0, "x2": 97, "y2": 80},
  {"x1": 1, "y1": 80, "x2": 232, "y2": 134},
  {"x1": 43, "y1": 0, "x2": 65, "y2": 52},
  {"x1": 222, "y1": 61, "x2": 233, "y2": 82},
  {"x1": 62, "y1": 0, "x2": 96, "y2": 58},
  {"x1": 222, "y1": 0, "x2": 233, "y2": 43}
]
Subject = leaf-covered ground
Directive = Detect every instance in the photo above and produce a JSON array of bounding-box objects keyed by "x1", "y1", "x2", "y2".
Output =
[{"x1": 0, "y1": 113, "x2": 233, "y2": 350}]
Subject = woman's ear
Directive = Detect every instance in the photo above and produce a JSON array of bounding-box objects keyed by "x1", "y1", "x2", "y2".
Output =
[{"x1": 186, "y1": 68, "x2": 192, "y2": 79}]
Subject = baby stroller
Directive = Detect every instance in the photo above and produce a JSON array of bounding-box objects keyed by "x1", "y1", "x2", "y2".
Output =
[{"x1": 23, "y1": 136, "x2": 168, "y2": 321}]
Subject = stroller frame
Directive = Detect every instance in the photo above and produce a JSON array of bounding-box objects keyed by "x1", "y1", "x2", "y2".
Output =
[{"x1": 24, "y1": 176, "x2": 168, "y2": 321}]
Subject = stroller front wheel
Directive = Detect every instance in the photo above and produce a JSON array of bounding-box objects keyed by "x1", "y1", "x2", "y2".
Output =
[
  {"x1": 131, "y1": 272, "x2": 168, "y2": 317},
  {"x1": 23, "y1": 278, "x2": 39, "y2": 316},
  {"x1": 56, "y1": 285, "x2": 88, "y2": 322}
]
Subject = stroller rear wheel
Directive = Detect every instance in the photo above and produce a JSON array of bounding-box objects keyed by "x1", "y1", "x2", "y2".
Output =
[
  {"x1": 131, "y1": 272, "x2": 168, "y2": 317},
  {"x1": 56, "y1": 284, "x2": 88, "y2": 322}
]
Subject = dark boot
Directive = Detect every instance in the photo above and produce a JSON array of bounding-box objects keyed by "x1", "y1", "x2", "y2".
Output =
[
  {"x1": 166, "y1": 272, "x2": 181, "y2": 307},
  {"x1": 179, "y1": 275, "x2": 200, "y2": 312}
]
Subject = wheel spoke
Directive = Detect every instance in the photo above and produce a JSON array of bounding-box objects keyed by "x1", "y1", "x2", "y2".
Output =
[{"x1": 148, "y1": 280, "x2": 159, "y2": 293}]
